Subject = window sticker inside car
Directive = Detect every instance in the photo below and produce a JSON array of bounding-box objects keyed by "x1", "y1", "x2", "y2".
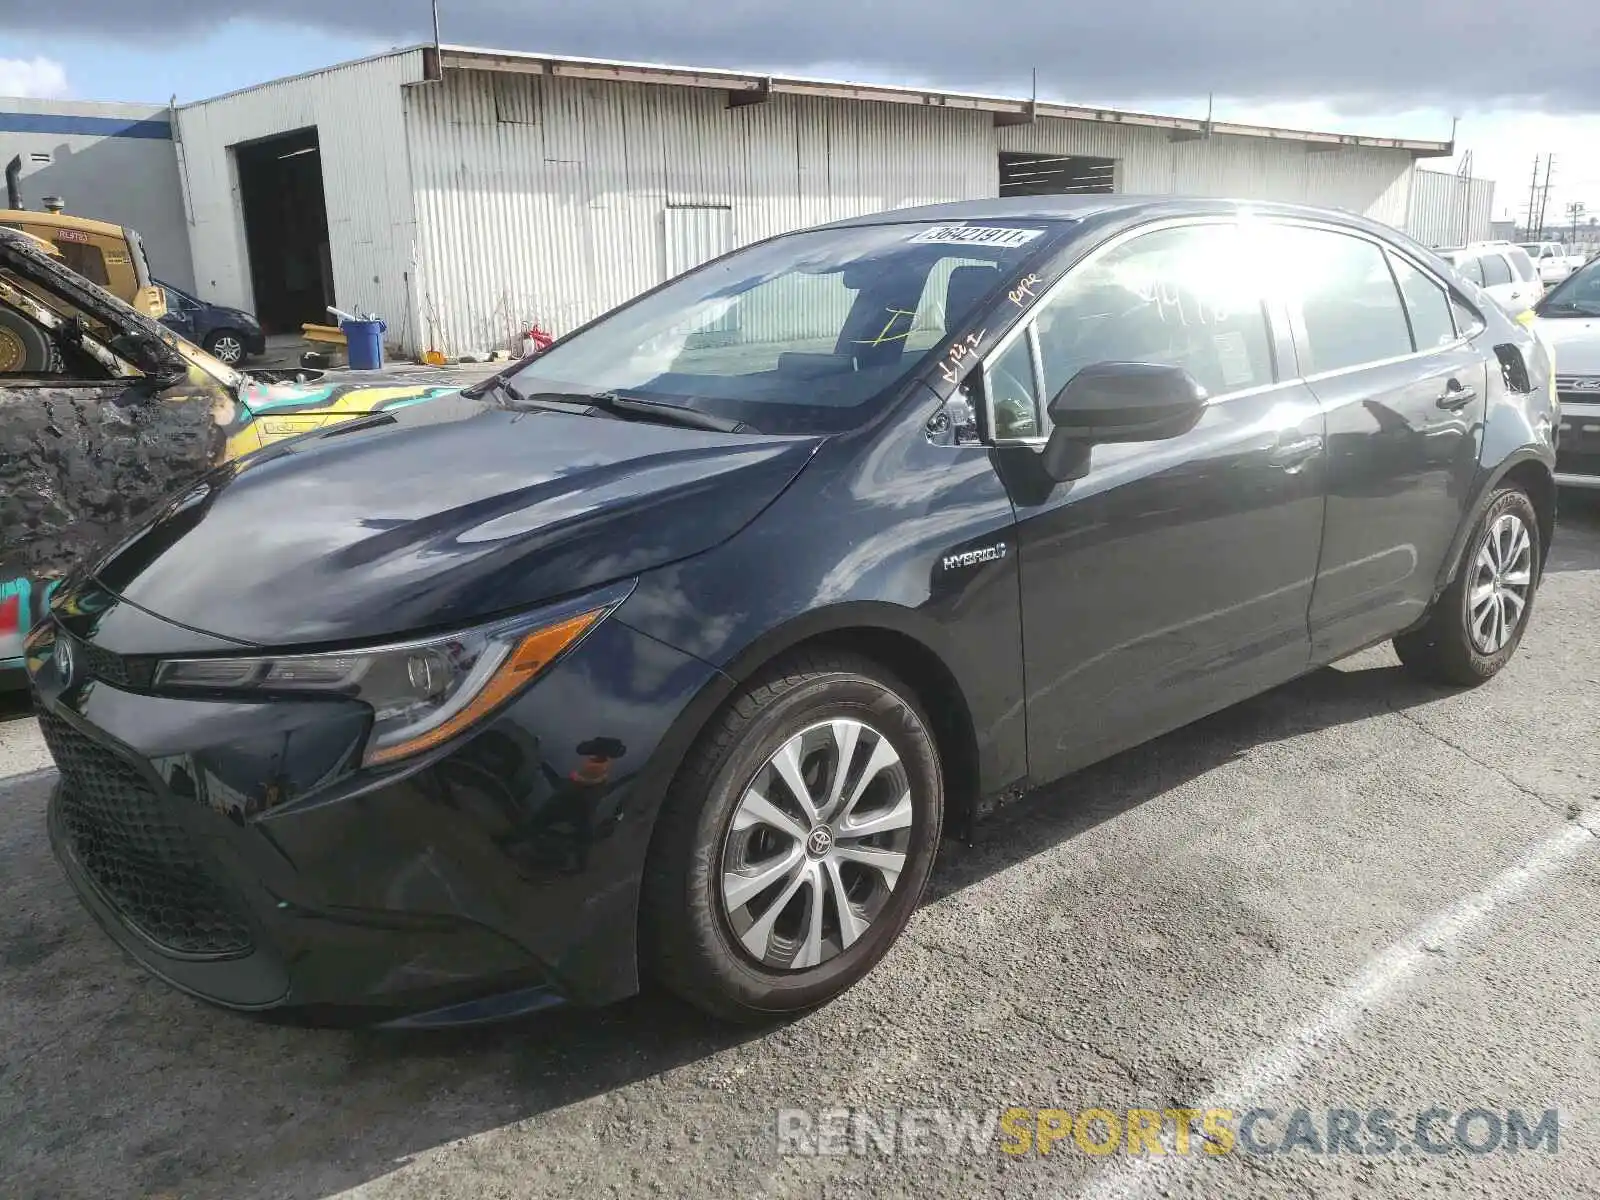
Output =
[{"x1": 909, "y1": 225, "x2": 1044, "y2": 249}]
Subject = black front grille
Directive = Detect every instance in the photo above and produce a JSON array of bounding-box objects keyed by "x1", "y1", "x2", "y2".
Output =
[
  {"x1": 40, "y1": 711, "x2": 253, "y2": 957},
  {"x1": 1557, "y1": 449, "x2": 1600, "y2": 479},
  {"x1": 80, "y1": 640, "x2": 130, "y2": 687}
]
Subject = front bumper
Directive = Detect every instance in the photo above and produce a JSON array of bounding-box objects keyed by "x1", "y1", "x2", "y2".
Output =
[
  {"x1": 28, "y1": 588, "x2": 720, "y2": 1024},
  {"x1": 1556, "y1": 399, "x2": 1600, "y2": 489}
]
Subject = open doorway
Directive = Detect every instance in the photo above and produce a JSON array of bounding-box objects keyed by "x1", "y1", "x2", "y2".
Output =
[
  {"x1": 233, "y1": 128, "x2": 332, "y2": 334},
  {"x1": 998, "y1": 152, "x2": 1116, "y2": 197}
]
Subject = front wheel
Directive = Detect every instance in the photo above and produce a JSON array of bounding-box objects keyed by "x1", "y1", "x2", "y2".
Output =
[
  {"x1": 642, "y1": 652, "x2": 944, "y2": 1023},
  {"x1": 1395, "y1": 486, "x2": 1541, "y2": 686}
]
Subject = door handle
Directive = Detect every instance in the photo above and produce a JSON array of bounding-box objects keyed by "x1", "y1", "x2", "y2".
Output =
[
  {"x1": 1268, "y1": 433, "x2": 1323, "y2": 470},
  {"x1": 1436, "y1": 380, "x2": 1477, "y2": 410}
]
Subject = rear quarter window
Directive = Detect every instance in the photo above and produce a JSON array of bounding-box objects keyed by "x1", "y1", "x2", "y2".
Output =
[
  {"x1": 1506, "y1": 247, "x2": 1538, "y2": 282},
  {"x1": 1453, "y1": 254, "x2": 1487, "y2": 287},
  {"x1": 1481, "y1": 254, "x2": 1513, "y2": 287}
]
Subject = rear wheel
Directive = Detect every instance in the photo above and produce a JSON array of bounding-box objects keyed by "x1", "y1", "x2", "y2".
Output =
[
  {"x1": 204, "y1": 329, "x2": 246, "y2": 365},
  {"x1": 643, "y1": 652, "x2": 944, "y2": 1023},
  {"x1": 1394, "y1": 486, "x2": 1541, "y2": 685}
]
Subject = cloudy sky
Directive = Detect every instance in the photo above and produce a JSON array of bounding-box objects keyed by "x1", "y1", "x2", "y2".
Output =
[{"x1": 3, "y1": 4, "x2": 1598, "y2": 227}]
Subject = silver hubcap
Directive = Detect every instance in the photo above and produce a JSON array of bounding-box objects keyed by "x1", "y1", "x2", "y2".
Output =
[
  {"x1": 1467, "y1": 512, "x2": 1533, "y2": 654},
  {"x1": 213, "y1": 336, "x2": 243, "y2": 363},
  {"x1": 720, "y1": 719, "x2": 914, "y2": 971}
]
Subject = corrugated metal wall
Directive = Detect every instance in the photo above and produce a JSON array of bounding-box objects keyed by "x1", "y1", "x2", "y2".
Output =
[
  {"x1": 1405, "y1": 168, "x2": 1495, "y2": 248},
  {"x1": 408, "y1": 69, "x2": 1420, "y2": 355},
  {"x1": 405, "y1": 71, "x2": 997, "y2": 354},
  {"x1": 175, "y1": 52, "x2": 425, "y2": 345}
]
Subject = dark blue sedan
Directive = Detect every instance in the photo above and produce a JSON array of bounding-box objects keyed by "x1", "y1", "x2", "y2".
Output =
[{"x1": 156, "y1": 279, "x2": 265, "y2": 365}]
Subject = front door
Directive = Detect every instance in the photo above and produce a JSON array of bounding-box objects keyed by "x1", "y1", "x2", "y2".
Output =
[
  {"x1": 1261, "y1": 223, "x2": 1489, "y2": 662},
  {"x1": 981, "y1": 220, "x2": 1327, "y2": 783}
]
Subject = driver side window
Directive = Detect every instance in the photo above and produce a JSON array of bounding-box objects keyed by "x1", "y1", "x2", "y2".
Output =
[
  {"x1": 980, "y1": 222, "x2": 1275, "y2": 441},
  {"x1": 1035, "y1": 223, "x2": 1274, "y2": 398}
]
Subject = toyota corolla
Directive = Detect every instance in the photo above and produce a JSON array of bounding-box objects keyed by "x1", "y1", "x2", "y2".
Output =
[{"x1": 25, "y1": 198, "x2": 1557, "y2": 1026}]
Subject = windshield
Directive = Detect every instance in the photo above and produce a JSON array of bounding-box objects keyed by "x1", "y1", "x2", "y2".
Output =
[
  {"x1": 1518, "y1": 243, "x2": 1542, "y2": 257},
  {"x1": 507, "y1": 219, "x2": 1067, "y2": 434},
  {"x1": 1537, "y1": 257, "x2": 1600, "y2": 317}
]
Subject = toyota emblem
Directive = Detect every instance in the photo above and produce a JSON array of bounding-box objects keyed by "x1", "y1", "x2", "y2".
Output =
[{"x1": 55, "y1": 634, "x2": 77, "y2": 686}]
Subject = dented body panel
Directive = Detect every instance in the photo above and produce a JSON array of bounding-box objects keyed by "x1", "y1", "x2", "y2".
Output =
[{"x1": 0, "y1": 228, "x2": 463, "y2": 676}]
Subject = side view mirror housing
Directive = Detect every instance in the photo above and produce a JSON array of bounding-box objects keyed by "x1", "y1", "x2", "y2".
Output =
[{"x1": 1041, "y1": 361, "x2": 1208, "y2": 481}]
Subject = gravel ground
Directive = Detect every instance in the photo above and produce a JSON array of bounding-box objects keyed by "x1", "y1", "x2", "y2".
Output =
[{"x1": 3, "y1": 498, "x2": 1599, "y2": 1200}]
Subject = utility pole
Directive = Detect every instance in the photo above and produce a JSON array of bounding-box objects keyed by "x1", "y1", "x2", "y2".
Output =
[
  {"x1": 1525, "y1": 156, "x2": 1542, "y2": 240},
  {"x1": 1537, "y1": 155, "x2": 1555, "y2": 238},
  {"x1": 431, "y1": 0, "x2": 441, "y2": 49},
  {"x1": 1569, "y1": 200, "x2": 1586, "y2": 242}
]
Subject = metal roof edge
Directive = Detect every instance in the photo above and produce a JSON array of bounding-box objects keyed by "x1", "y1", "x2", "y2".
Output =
[
  {"x1": 178, "y1": 45, "x2": 429, "y2": 111},
  {"x1": 435, "y1": 44, "x2": 1454, "y2": 156}
]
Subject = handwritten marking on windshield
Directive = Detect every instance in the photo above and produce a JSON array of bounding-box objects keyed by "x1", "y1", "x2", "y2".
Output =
[
  {"x1": 853, "y1": 308, "x2": 919, "y2": 347},
  {"x1": 937, "y1": 329, "x2": 988, "y2": 386},
  {"x1": 1009, "y1": 274, "x2": 1043, "y2": 307}
]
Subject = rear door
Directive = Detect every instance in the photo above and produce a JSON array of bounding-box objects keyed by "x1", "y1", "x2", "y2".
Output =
[
  {"x1": 989, "y1": 218, "x2": 1327, "y2": 782},
  {"x1": 1478, "y1": 249, "x2": 1527, "y2": 314},
  {"x1": 1266, "y1": 222, "x2": 1489, "y2": 661}
]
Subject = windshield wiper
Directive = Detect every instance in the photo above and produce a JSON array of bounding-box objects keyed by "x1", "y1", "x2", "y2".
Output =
[
  {"x1": 591, "y1": 393, "x2": 748, "y2": 433},
  {"x1": 490, "y1": 379, "x2": 746, "y2": 433},
  {"x1": 1540, "y1": 301, "x2": 1600, "y2": 318}
]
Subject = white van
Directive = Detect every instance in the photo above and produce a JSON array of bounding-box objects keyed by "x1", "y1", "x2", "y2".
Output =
[{"x1": 1518, "y1": 241, "x2": 1584, "y2": 286}]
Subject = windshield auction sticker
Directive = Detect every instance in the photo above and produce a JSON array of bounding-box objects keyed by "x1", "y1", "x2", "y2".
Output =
[{"x1": 908, "y1": 225, "x2": 1045, "y2": 249}]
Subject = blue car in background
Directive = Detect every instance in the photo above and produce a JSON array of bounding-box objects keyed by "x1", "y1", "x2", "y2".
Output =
[{"x1": 157, "y1": 279, "x2": 265, "y2": 365}]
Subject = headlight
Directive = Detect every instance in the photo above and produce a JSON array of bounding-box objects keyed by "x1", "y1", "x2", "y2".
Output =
[{"x1": 153, "y1": 588, "x2": 627, "y2": 766}]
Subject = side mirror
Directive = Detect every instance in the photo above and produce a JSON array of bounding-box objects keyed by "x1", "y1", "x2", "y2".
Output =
[{"x1": 1040, "y1": 361, "x2": 1208, "y2": 482}]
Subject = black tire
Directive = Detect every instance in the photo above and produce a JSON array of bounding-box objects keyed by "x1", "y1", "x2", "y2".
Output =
[
  {"x1": 1394, "y1": 486, "x2": 1541, "y2": 686},
  {"x1": 642, "y1": 651, "x2": 944, "y2": 1023},
  {"x1": 0, "y1": 307, "x2": 55, "y2": 373},
  {"x1": 204, "y1": 328, "x2": 247, "y2": 365}
]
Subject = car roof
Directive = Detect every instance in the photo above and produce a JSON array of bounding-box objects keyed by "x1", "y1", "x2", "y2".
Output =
[{"x1": 818, "y1": 194, "x2": 1408, "y2": 240}]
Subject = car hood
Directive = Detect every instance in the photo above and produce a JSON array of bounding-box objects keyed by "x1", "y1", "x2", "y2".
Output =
[
  {"x1": 93, "y1": 391, "x2": 822, "y2": 646},
  {"x1": 1532, "y1": 314, "x2": 1600, "y2": 376},
  {"x1": 216, "y1": 305, "x2": 260, "y2": 327}
]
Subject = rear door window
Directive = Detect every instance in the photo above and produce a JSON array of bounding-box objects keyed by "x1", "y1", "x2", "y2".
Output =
[
  {"x1": 1387, "y1": 254, "x2": 1457, "y2": 351},
  {"x1": 1267, "y1": 225, "x2": 1412, "y2": 373}
]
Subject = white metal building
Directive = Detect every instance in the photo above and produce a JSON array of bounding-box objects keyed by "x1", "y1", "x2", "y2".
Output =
[
  {"x1": 173, "y1": 46, "x2": 1455, "y2": 357},
  {"x1": 1405, "y1": 167, "x2": 1496, "y2": 248},
  {"x1": 2, "y1": 97, "x2": 196, "y2": 290}
]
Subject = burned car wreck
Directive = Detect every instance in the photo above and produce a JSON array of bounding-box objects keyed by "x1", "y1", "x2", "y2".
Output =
[{"x1": 0, "y1": 227, "x2": 462, "y2": 679}]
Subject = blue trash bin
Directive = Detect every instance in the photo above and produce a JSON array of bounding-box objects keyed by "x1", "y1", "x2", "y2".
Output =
[{"x1": 341, "y1": 318, "x2": 386, "y2": 371}]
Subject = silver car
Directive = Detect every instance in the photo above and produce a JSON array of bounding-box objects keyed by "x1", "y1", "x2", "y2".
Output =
[{"x1": 1533, "y1": 256, "x2": 1600, "y2": 489}]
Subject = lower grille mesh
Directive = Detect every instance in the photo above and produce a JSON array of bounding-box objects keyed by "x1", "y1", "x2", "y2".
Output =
[{"x1": 41, "y1": 712, "x2": 252, "y2": 957}]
